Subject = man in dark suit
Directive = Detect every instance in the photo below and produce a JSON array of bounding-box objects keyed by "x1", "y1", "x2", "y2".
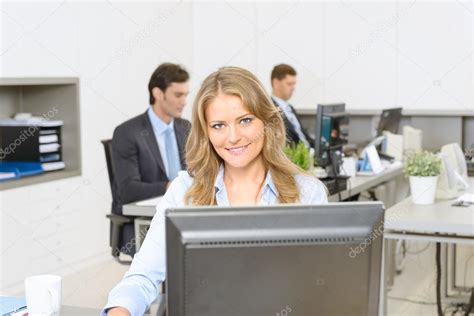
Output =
[
  {"x1": 111, "y1": 63, "x2": 191, "y2": 256},
  {"x1": 271, "y1": 64, "x2": 314, "y2": 148}
]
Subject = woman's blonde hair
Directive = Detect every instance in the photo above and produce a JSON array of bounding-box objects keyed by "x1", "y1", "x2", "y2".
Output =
[{"x1": 184, "y1": 66, "x2": 304, "y2": 205}]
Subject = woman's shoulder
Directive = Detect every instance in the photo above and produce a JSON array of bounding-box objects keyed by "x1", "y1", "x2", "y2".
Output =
[
  {"x1": 162, "y1": 171, "x2": 194, "y2": 206},
  {"x1": 294, "y1": 172, "x2": 325, "y2": 187},
  {"x1": 294, "y1": 173, "x2": 328, "y2": 204},
  {"x1": 174, "y1": 170, "x2": 194, "y2": 188},
  {"x1": 169, "y1": 170, "x2": 194, "y2": 193}
]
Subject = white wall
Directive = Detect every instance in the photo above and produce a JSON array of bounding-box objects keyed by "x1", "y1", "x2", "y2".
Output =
[
  {"x1": 0, "y1": 1, "x2": 193, "y2": 294},
  {"x1": 193, "y1": 1, "x2": 473, "y2": 112},
  {"x1": 1, "y1": 0, "x2": 473, "y2": 296}
]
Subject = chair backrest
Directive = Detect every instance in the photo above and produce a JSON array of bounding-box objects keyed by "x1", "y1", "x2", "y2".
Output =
[{"x1": 101, "y1": 139, "x2": 115, "y2": 190}]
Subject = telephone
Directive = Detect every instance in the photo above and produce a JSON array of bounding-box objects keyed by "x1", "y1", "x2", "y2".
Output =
[{"x1": 436, "y1": 143, "x2": 470, "y2": 199}]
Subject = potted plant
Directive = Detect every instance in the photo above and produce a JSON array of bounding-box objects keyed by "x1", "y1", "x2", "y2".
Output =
[
  {"x1": 404, "y1": 150, "x2": 442, "y2": 205},
  {"x1": 284, "y1": 142, "x2": 313, "y2": 171}
]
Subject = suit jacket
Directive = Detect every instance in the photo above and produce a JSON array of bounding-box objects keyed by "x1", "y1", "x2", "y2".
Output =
[
  {"x1": 111, "y1": 111, "x2": 191, "y2": 214},
  {"x1": 272, "y1": 98, "x2": 315, "y2": 147}
]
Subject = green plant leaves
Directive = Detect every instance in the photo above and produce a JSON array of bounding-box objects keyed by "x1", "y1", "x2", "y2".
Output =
[
  {"x1": 284, "y1": 142, "x2": 313, "y2": 170},
  {"x1": 403, "y1": 150, "x2": 441, "y2": 177}
]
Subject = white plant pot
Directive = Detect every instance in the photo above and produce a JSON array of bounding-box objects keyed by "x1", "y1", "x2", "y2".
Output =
[{"x1": 409, "y1": 176, "x2": 439, "y2": 205}]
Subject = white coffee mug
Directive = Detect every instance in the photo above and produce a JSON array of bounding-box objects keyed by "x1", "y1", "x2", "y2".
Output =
[{"x1": 25, "y1": 274, "x2": 61, "y2": 316}]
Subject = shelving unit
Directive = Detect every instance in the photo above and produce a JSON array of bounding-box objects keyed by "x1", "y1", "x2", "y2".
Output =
[{"x1": 0, "y1": 78, "x2": 81, "y2": 190}]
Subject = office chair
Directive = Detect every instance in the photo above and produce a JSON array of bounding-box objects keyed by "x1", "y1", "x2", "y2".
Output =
[{"x1": 101, "y1": 139, "x2": 134, "y2": 264}]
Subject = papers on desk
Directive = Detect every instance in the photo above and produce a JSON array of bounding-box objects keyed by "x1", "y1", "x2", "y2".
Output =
[
  {"x1": 356, "y1": 160, "x2": 401, "y2": 177},
  {"x1": 357, "y1": 145, "x2": 385, "y2": 176},
  {"x1": 136, "y1": 196, "x2": 163, "y2": 206},
  {"x1": 383, "y1": 131, "x2": 404, "y2": 162},
  {"x1": 457, "y1": 193, "x2": 474, "y2": 203},
  {"x1": 0, "y1": 296, "x2": 27, "y2": 315},
  {"x1": 453, "y1": 193, "x2": 474, "y2": 207}
]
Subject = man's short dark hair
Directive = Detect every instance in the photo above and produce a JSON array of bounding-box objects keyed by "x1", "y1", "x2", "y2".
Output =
[
  {"x1": 271, "y1": 64, "x2": 297, "y2": 83},
  {"x1": 148, "y1": 63, "x2": 189, "y2": 104}
]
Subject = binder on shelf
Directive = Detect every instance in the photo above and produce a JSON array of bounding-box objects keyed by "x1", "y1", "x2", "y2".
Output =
[
  {"x1": 0, "y1": 171, "x2": 18, "y2": 182},
  {"x1": 39, "y1": 143, "x2": 61, "y2": 153},
  {"x1": 0, "y1": 118, "x2": 63, "y2": 127},
  {"x1": 0, "y1": 161, "x2": 44, "y2": 177},
  {"x1": 0, "y1": 117, "x2": 65, "y2": 182},
  {"x1": 42, "y1": 161, "x2": 65, "y2": 172},
  {"x1": 39, "y1": 129, "x2": 58, "y2": 135},
  {"x1": 39, "y1": 134, "x2": 59, "y2": 143},
  {"x1": 40, "y1": 153, "x2": 61, "y2": 162}
]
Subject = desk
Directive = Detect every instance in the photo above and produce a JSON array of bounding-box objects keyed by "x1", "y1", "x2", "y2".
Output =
[
  {"x1": 385, "y1": 178, "x2": 474, "y2": 242},
  {"x1": 123, "y1": 197, "x2": 161, "y2": 251},
  {"x1": 382, "y1": 178, "x2": 474, "y2": 314},
  {"x1": 60, "y1": 305, "x2": 154, "y2": 316},
  {"x1": 328, "y1": 164, "x2": 403, "y2": 202},
  {"x1": 123, "y1": 196, "x2": 162, "y2": 217},
  {"x1": 123, "y1": 164, "x2": 404, "y2": 215},
  {"x1": 124, "y1": 165, "x2": 404, "y2": 251},
  {"x1": 60, "y1": 305, "x2": 102, "y2": 316}
]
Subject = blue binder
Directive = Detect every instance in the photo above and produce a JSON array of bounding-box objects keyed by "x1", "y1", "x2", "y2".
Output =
[{"x1": 0, "y1": 161, "x2": 44, "y2": 181}]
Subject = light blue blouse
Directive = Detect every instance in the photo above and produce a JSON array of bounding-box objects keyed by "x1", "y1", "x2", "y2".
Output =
[{"x1": 102, "y1": 167, "x2": 328, "y2": 316}]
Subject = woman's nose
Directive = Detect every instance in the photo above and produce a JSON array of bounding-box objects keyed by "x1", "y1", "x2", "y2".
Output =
[{"x1": 228, "y1": 125, "x2": 241, "y2": 144}]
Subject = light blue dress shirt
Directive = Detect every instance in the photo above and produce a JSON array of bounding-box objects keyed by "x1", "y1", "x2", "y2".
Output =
[
  {"x1": 102, "y1": 166, "x2": 328, "y2": 316},
  {"x1": 147, "y1": 107, "x2": 181, "y2": 179}
]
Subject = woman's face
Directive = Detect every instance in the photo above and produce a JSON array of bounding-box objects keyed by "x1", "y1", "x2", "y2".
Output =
[{"x1": 205, "y1": 93, "x2": 265, "y2": 169}]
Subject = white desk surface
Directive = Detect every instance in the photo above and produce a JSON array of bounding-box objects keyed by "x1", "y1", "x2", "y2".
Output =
[
  {"x1": 328, "y1": 164, "x2": 403, "y2": 202},
  {"x1": 60, "y1": 305, "x2": 154, "y2": 316},
  {"x1": 385, "y1": 178, "x2": 474, "y2": 237},
  {"x1": 59, "y1": 305, "x2": 101, "y2": 315},
  {"x1": 123, "y1": 197, "x2": 160, "y2": 217},
  {"x1": 123, "y1": 164, "x2": 403, "y2": 217}
]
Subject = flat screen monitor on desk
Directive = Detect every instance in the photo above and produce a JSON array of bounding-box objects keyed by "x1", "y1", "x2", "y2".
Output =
[
  {"x1": 165, "y1": 202, "x2": 384, "y2": 316},
  {"x1": 376, "y1": 107, "x2": 402, "y2": 136},
  {"x1": 314, "y1": 103, "x2": 349, "y2": 168}
]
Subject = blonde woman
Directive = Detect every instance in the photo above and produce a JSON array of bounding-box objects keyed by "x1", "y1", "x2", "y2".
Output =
[{"x1": 103, "y1": 67, "x2": 327, "y2": 316}]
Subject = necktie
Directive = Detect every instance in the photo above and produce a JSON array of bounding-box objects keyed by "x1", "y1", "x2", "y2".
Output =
[
  {"x1": 165, "y1": 127, "x2": 180, "y2": 180},
  {"x1": 286, "y1": 105, "x2": 310, "y2": 147}
]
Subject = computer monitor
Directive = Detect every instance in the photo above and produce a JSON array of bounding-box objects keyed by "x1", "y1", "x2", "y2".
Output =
[
  {"x1": 376, "y1": 107, "x2": 402, "y2": 136},
  {"x1": 314, "y1": 103, "x2": 349, "y2": 168},
  {"x1": 166, "y1": 202, "x2": 384, "y2": 316}
]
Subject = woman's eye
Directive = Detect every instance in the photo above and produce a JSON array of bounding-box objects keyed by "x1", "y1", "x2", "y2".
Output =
[
  {"x1": 240, "y1": 117, "x2": 253, "y2": 125},
  {"x1": 211, "y1": 123, "x2": 225, "y2": 129}
]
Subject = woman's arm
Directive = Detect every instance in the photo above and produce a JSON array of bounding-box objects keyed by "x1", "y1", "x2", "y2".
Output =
[
  {"x1": 101, "y1": 172, "x2": 189, "y2": 316},
  {"x1": 104, "y1": 307, "x2": 130, "y2": 316}
]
